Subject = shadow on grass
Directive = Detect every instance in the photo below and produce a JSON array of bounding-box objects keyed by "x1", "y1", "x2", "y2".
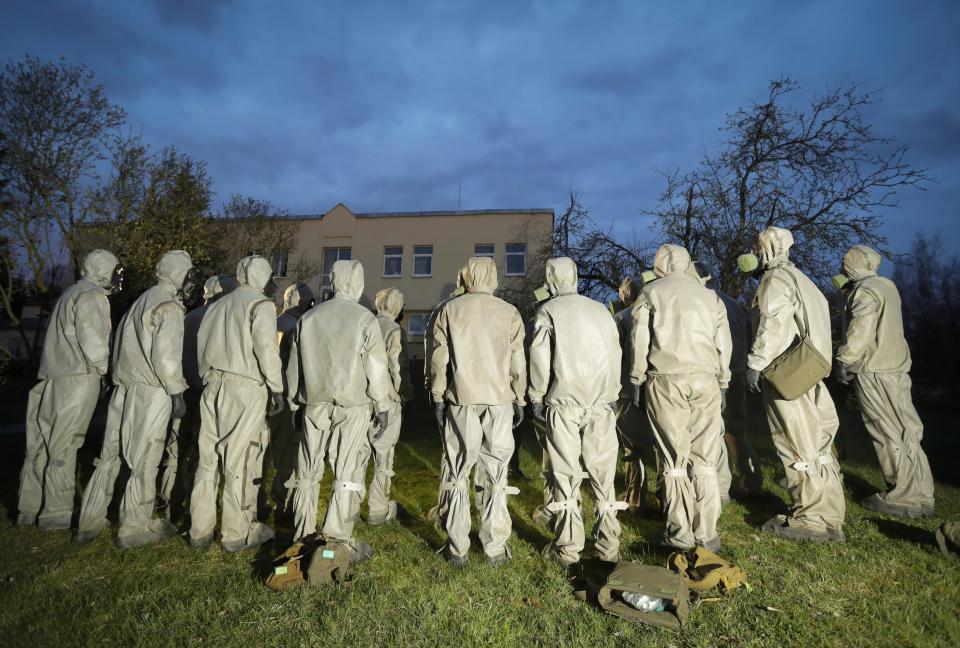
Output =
[
  {"x1": 840, "y1": 471, "x2": 882, "y2": 503},
  {"x1": 867, "y1": 516, "x2": 935, "y2": 547}
]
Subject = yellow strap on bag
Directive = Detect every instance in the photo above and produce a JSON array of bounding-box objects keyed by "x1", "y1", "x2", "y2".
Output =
[{"x1": 667, "y1": 547, "x2": 748, "y2": 593}]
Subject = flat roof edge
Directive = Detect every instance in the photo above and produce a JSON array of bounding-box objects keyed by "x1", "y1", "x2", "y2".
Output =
[{"x1": 288, "y1": 208, "x2": 555, "y2": 220}]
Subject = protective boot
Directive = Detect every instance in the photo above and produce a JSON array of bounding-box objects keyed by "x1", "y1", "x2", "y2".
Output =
[
  {"x1": 860, "y1": 493, "x2": 933, "y2": 519},
  {"x1": 223, "y1": 521, "x2": 275, "y2": 553},
  {"x1": 761, "y1": 515, "x2": 845, "y2": 543},
  {"x1": 115, "y1": 518, "x2": 178, "y2": 550}
]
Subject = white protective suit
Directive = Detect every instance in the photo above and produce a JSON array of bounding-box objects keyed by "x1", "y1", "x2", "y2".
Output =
[
  {"x1": 430, "y1": 256, "x2": 526, "y2": 564},
  {"x1": 529, "y1": 257, "x2": 625, "y2": 564},
  {"x1": 837, "y1": 245, "x2": 934, "y2": 516},
  {"x1": 158, "y1": 274, "x2": 234, "y2": 519},
  {"x1": 189, "y1": 256, "x2": 283, "y2": 551},
  {"x1": 748, "y1": 226, "x2": 845, "y2": 541},
  {"x1": 76, "y1": 250, "x2": 193, "y2": 547},
  {"x1": 631, "y1": 245, "x2": 732, "y2": 550},
  {"x1": 363, "y1": 288, "x2": 415, "y2": 524},
  {"x1": 267, "y1": 282, "x2": 314, "y2": 515},
  {"x1": 18, "y1": 249, "x2": 118, "y2": 530},
  {"x1": 288, "y1": 260, "x2": 391, "y2": 548},
  {"x1": 612, "y1": 276, "x2": 654, "y2": 512}
]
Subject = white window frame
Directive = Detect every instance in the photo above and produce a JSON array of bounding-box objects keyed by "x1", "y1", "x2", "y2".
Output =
[
  {"x1": 270, "y1": 250, "x2": 289, "y2": 278},
  {"x1": 413, "y1": 245, "x2": 433, "y2": 278},
  {"x1": 322, "y1": 247, "x2": 352, "y2": 288},
  {"x1": 383, "y1": 245, "x2": 403, "y2": 277},
  {"x1": 505, "y1": 242, "x2": 526, "y2": 276},
  {"x1": 408, "y1": 313, "x2": 429, "y2": 337},
  {"x1": 474, "y1": 243, "x2": 495, "y2": 258}
]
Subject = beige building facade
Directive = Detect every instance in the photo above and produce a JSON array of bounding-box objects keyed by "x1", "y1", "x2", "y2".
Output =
[{"x1": 275, "y1": 203, "x2": 554, "y2": 359}]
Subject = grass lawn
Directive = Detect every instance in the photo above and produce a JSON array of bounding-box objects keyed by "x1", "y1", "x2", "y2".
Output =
[{"x1": 0, "y1": 388, "x2": 958, "y2": 647}]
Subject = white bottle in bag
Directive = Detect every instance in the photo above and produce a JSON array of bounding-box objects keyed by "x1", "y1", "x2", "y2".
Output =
[{"x1": 621, "y1": 590, "x2": 665, "y2": 612}]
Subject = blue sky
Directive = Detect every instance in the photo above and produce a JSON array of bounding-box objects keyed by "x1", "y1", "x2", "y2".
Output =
[{"x1": 3, "y1": 0, "x2": 958, "y2": 257}]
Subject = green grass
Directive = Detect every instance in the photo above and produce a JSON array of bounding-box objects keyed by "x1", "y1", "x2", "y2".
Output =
[{"x1": 0, "y1": 392, "x2": 958, "y2": 647}]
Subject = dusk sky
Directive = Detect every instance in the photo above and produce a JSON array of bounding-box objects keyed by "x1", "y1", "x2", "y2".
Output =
[{"x1": 3, "y1": 0, "x2": 959, "y2": 258}]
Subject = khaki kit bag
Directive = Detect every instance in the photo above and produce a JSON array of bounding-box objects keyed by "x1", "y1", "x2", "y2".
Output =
[
  {"x1": 597, "y1": 562, "x2": 690, "y2": 630},
  {"x1": 265, "y1": 534, "x2": 352, "y2": 591}
]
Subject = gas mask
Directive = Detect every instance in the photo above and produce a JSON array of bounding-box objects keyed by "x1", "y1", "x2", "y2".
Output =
[
  {"x1": 264, "y1": 278, "x2": 277, "y2": 299},
  {"x1": 109, "y1": 264, "x2": 126, "y2": 295},
  {"x1": 178, "y1": 267, "x2": 199, "y2": 303},
  {"x1": 533, "y1": 286, "x2": 551, "y2": 303},
  {"x1": 396, "y1": 309, "x2": 405, "y2": 323},
  {"x1": 831, "y1": 274, "x2": 849, "y2": 291},
  {"x1": 737, "y1": 253, "x2": 764, "y2": 280}
]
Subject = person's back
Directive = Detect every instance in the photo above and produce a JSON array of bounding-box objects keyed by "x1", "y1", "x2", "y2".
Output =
[
  {"x1": 112, "y1": 283, "x2": 186, "y2": 390},
  {"x1": 430, "y1": 258, "x2": 525, "y2": 406}
]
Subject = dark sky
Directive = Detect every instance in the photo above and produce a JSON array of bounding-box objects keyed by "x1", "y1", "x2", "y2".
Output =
[{"x1": 4, "y1": 0, "x2": 959, "y2": 257}]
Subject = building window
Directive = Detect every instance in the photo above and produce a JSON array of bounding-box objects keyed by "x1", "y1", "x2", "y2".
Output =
[
  {"x1": 474, "y1": 243, "x2": 495, "y2": 258},
  {"x1": 322, "y1": 247, "x2": 352, "y2": 287},
  {"x1": 505, "y1": 243, "x2": 526, "y2": 276},
  {"x1": 383, "y1": 245, "x2": 403, "y2": 277},
  {"x1": 408, "y1": 313, "x2": 428, "y2": 337},
  {"x1": 413, "y1": 245, "x2": 433, "y2": 277},
  {"x1": 270, "y1": 250, "x2": 288, "y2": 278}
]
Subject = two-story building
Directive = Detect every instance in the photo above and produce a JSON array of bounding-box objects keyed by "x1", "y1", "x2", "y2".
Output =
[{"x1": 274, "y1": 203, "x2": 554, "y2": 359}]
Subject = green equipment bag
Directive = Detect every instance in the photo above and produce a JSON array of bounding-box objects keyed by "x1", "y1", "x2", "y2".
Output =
[
  {"x1": 264, "y1": 535, "x2": 352, "y2": 591},
  {"x1": 667, "y1": 547, "x2": 748, "y2": 593},
  {"x1": 597, "y1": 562, "x2": 690, "y2": 630},
  {"x1": 935, "y1": 522, "x2": 960, "y2": 558},
  {"x1": 762, "y1": 269, "x2": 831, "y2": 400}
]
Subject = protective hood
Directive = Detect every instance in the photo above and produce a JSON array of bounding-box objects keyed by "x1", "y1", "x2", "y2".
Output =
[
  {"x1": 544, "y1": 257, "x2": 578, "y2": 296},
  {"x1": 653, "y1": 244, "x2": 692, "y2": 277},
  {"x1": 155, "y1": 250, "x2": 193, "y2": 288},
  {"x1": 842, "y1": 245, "x2": 881, "y2": 282},
  {"x1": 202, "y1": 274, "x2": 236, "y2": 301},
  {"x1": 282, "y1": 282, "x2": 314, "y2": 311},
  {"x1": 618, "y1": 276, "x2": 643, "y2": 307},
  {"x1": 236, "y1": 255, "x2": 274, "y2": 293},
  {"x1": 375, "y1": 287, "x2": 404, "y2": 319},
  {"x1": 755, "y1": 226, "x2": 794, "y2": 269},
  {"x1": 331, "y1": 259, "x2": 364, "y2": 300},
  {"x1": 465, "y1": 256, "x2": 498, "y2": 294},
  {"x1": 81, "y1": 249, "x2": 120, "y2": 289}
]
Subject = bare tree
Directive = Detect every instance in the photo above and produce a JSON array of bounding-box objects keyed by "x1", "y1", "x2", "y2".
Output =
[
  {"x1": 649, "y1": 78, "x2": 932, "y2": 298},
  {"x1": 0, "y1": 56, "x2": 125, "y2": 361}
]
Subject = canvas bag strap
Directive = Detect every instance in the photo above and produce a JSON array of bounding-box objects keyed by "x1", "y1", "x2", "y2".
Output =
[{"x1": 780, "y1": 265, "x2": 812, "y2": 340}]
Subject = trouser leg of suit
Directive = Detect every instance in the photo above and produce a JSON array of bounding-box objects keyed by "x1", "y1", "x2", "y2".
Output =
[
  {"x1": 76, "y1": 386, "x2": 127, "y2": 534},
  {"x1": 268, "y1": 408, "x2": 300, "y2": 514},
  {"x1": 720, "y1": 373, "x2": 763, "y2": 496},
  {"x1": 189, "y1": 377, "x2": 268, "y2": 545},
  {"x1": 764, "y1": 380, "x2": 845, "y2": 532},
  {"x1": 616, "y1": 398, "x2": 648, "y2": 510},
  {"x1": 158, "y1": 419, "x2": 180, "y2": 510},
  {"x1": 646, "y1": 375, "x2": 723, "y2": 546},
  {"x1": 159, "y1": 390, "x2": 200, "y2": 522},
  {"x1": 530, "y1": 415, "x2": 554, "y2": 523},
  {"x1": 442, "y1": 404, "x2": 514, "y2": 560},
  {"x1": 19, "y1": 375, "x2": 100, "y2": 527},
  {"x1": 856, "y1": 373, "x2": 934, "y2": 509},
  {"x1": 117, "y1": 383, "x2": 173, "y2": 540},
  {"x1": 581, "y1": 405, "x2": 624, "y2": 560},
  {"x1": 292, "y1": 403, "x2": 333, "y2": 540},
  {"x1": 366, "y1": 401, "x2": 403, "y2": 520},
  {"x1": 321, "y1": 405, "x2": 371, "y2": 542}
]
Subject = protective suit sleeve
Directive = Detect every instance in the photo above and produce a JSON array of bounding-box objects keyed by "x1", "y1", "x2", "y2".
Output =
[
  {"x1": 836, "y1": 286, "x2": 881, "y2": 367},
  {"x1": 151, "y1": 301, "x2": 189, "y2": 395},
  {"x1": 250, "y1": 299, "x2": 284, "y2": 393},
  {"x1": 363, "y1": 317, "x2": 392, "y2": 411},
  {"x1": 75, "y1": 289, "x2": 111, "y2": 375},
  {"x1": 429, "y1": 306, "x2": 450, "y2": 402},
  {"x1": 384, "y1": 326, "x2": 404, "y2": 397},
  {"x1": 285, "y1": 322, "x2": 301, "y2": 407},
  {"x1": 527, "y1": 307, "x2": 553, "y2": 404},
  {"x1": 397, "y1": 327, "x2": 415, "y2": 402},
  {"x1": 747, "y1": 273, "x2": 795, "y2": 371},
  {"x1": 629, "y1": 295, "x2": 652, "y2": 384},
  {"x1": 714, "y1": 296, "x2": 733, "y2": 388},
  {"x1": 509, "y1": 308, "x2": 527, "y2": 405},
  {"x1": 606, "y1": 317, "x2": 622, "y2": 402}
]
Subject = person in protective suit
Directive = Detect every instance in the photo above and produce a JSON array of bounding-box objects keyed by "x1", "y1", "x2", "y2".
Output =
[
  {"x1": 612, "y1": 275, "x2": 657, "y2": 514},
  {"x1": 746, "y1": 226, "x2": 846, "y2": 542},
  {"x1": 189, "y1": 255, "x2": 284, "y2": 552},
  {"x1": 18, "y1": 249, "x2": 122, "y2": 530},
  {"x1": 265, "y1": 282, "x2": 314, "y2": 519},
  {"x1": 834, "y1": 245, "x2": 934, "y2": 518},
  {"x1": 363, "y1": 287, "x2": 415, "y2": 525},
  {"x1": 690, "y1": 262, "x2": 764, "y2": 501},
  {"x1": 158, "y1": 274, "x2": 235, "y2": 521},
  {"x1": 75, "y1": 250, "x2": 195, "y2": 548},
  {"x1": 529, "y1": 257, "x2": 625, "y2": 566},
  {"x1": 631, "y1": 245, "x2": 732, "y2": 551},
  {"x1": 288, "y1": 260, "x2": 391, "y2": 561},
  {"x1": 430, "y1": 256, "x2": 526, "y2": 567}
]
